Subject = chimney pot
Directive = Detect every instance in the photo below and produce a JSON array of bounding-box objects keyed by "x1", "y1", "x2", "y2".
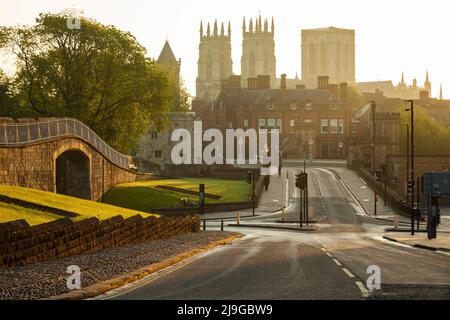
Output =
[{"x1": 318, "y1": 76, "x2": 329, "y2": 89}]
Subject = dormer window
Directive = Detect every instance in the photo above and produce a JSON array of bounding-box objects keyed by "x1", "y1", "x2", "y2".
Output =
[
  {"x1": 289, "y1": 101, "x2": 298, "y2": 111},
  {"x1": 267, "y1": 103, "x2": 274, "y2": 110},
  {"x1": 305, "y1": 100, "x2": 313, "y2": 110}
]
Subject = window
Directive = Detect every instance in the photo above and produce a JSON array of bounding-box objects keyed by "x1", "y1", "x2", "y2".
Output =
[
  {"x1": 243, "y1": 119, "x2": 249, "y2": 129},
  {"x1": 206, "y1": 56, "x2": 212, "y2": 80},
  {"x1": 258, "y1": 119, "x2": 266, "y2": 128},
  {"x1": 290, "y1": 119, "x2": 296, "y2": 127},
  {"x1": 155, "y1": 150, "x2": 162, "y2": 158},
  {"x1": 151, "y1": 132, "x2": 158, "y2": 139},
  {"x1": 329, "y1": 119, "x2": 338, "y2": 134},
  {"x1": 338, "y1": 119, "x2": 344, "y2": 134},
  {"x1": 321, "y1": 119, "x2": 329, "y2": 134},
  {"x1": 277, "y1": 119, "x2": 282, "y2": 130},
  {"x1": 267, "y1": 119, "x2": 276, "y2": 128}
]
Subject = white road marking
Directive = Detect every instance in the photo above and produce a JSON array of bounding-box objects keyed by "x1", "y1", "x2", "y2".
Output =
[
  {"x1": 332, "y1": 258, "x2": 342, "y2": 266},
  {"x1": 326, "y1": 252, "x2": 333, "y2": 258},
  {"x1": 355, "y1": 281, "x2": 370, "y2": 298},
  {"x1": 342, "y1": 268, "x2": 355, "y2": 278},
  {"x1": 360, "y1": 178, "x2": 367, "y2": 185},
  {"x1": 320, "y1": 247, "x2": 327, "y2": 252}
]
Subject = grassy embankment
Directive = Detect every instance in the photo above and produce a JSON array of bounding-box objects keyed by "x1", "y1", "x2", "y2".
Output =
[
  {"x1": 103, "y1": 178, "x2": 252, "y2": 212},
  {"x1": 0, "y1": 185, "x2": 154, "y2": 225}
]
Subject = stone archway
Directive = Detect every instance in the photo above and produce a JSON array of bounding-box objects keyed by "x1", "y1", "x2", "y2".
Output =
[{"x1": 55, "y1": 150, "x2": 91, "y2": 200}]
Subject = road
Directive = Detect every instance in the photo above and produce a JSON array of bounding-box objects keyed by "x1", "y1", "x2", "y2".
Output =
[{"x1": 101, "y1": 165, "x2": 450, "y2": 300}]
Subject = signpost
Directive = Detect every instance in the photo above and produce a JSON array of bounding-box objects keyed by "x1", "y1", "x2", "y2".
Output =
[
  {"x1": 246, "y1": 171, "x2": 256, "y2": 216},
  {"x1": 421, "y1": 172, "x2": 449, "y2": 239},
  {"x1": 199, "y1": 184, "x2": 205, "y2": 216},
  {"x1": 295, "y1": 170, "x2": 309, "y2": 228}
]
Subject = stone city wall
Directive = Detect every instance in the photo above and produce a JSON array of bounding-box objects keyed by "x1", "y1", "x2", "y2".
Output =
[{"x1": 0, "y1": 214, "x2": 200, "y2": 268}]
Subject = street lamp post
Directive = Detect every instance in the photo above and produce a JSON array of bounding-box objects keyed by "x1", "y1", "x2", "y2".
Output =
[
  {"x1": 405, "y1": 100, "x2": 415, "y2": 236},
  {"x1": 370, "y1": 101, "x2": 376, "y2": 174},
  {"x1": 402, "y1": 123, "x2": 410, "y2": 208}
]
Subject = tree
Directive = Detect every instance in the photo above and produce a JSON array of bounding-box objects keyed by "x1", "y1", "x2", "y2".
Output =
[
  {"x1": 0, "y1": 11, "x2": 174, "y2": 154},
  {"x1": 399, "y1": 103, "x2": 450, "y2": 156}
]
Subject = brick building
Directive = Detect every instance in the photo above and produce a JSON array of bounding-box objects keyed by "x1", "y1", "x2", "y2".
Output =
[{"x1": 194, "y1": 75, "x2": 359, "y2": 160}]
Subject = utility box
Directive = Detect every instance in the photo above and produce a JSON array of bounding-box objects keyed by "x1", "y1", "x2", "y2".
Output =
[{"x1": 422, "y1": 172, "x2": 450, "y2": 197}]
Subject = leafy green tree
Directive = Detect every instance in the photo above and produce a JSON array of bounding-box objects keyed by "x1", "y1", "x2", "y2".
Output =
[
  {"x1": 399, "y1": 104, "x2": 450, "y2": 156},
  {"x1": 0, "y1": 11, "x2": 174, "y2": 153}
]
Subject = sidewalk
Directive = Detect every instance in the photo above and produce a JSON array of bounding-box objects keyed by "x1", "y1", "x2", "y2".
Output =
[
  {"x1": 383, "y1": 233, "x2": 450, "y2": 253},
  {"x1": 256, "y1": 169, "x2": 287, "y2": 212}
]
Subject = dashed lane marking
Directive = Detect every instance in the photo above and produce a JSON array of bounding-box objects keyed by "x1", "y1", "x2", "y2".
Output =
[
  {"x1": 355, "y1": 281, "x2": 370, "y2": 298},
  {"x1": 332, "y1": 258, "x2": 342, "y2": 266},
  {"x1": 342, "y1": 268, "x2": 355, "y2": 278},
  {"x1": 326, "y1": 252, "x2": 333, "y2": 258}
]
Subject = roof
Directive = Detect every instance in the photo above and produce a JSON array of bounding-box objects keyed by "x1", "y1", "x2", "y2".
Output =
[
  {"x1": 217, "y1": 87, "x2": 339, "y2": 110},
  {"x1": 302, "y1": 26, "x2": 354, "y2": 33},
  {"x1": 157, "y1": 41, "x2": 178, "y2": 65},
  {"x1": 355, "y1": 81, "x2": 394, "y2": 93}
]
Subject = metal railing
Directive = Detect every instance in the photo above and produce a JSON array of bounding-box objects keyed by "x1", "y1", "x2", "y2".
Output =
[{"x1": 0, "y1": 117, "x2": 131, "y2": 170}]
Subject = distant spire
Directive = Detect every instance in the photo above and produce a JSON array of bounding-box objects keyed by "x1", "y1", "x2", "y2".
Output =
[
  {"x1": 264, "y1": 18, "x2": 268, "y2": 32},
  {"x1": 200, "y1": 21, "x2": 203, "y2": 40},
  {"x1": 249, "y1": 18, "x2": 253, "y2": 33},
  {"x1": 213, "y1": 20, "x2": 218, "y2": 36},
  {"x1": 228, "y1": 21, "x2": 231, "y2": 37},
  {"x1": 425, "y1": 70, "x2": 430, "y2": 84},
  {"x1": 255, "y1": 17, "x2": 259, "y2": 33},
  {"x1": 242, "y1": 17, "x2": 246, "y2": 34},
  {"x1": 401, "y1": 72, "x2": 405, "y2": 85},
  {"x1": 258, "y1": 15, "x2": 262, "y2": 32},
  {"x1": 295, "y1": 72, "x2": 299, "y2": 80},
  {"x1": 207, "y1": 22, "x2": 210, "y2": 37},
  {"x1": 440, "y1": 83, "x2": 443, "y2": 100},
  {"x1": 271, "y1": 17, "x2": 275, "y2": 33},
  {"x1": 221, "y1": 22, "x2": 225, "y2": 36}
]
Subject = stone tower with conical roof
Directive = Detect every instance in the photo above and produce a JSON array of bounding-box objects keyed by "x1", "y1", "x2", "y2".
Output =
[
  {"x1": 196, "y1": 20, "x2": 233, "y2": 101},
  {"x1": 157, "y1": 40, "x2": 181, "y2": 86},
  {"x1": 241, "y1": 16, "x2": 276, "y2": 88}
]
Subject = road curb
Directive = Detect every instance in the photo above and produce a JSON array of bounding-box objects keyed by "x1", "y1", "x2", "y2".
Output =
[
  {"x1": 42, "y1": 233, "x2": 244, "y2": 300},
  {"x1": 383, "y1": 235, "x2": 449, "y2": 253},
  {"x1": 228, "y1": 223, "x2": 318, "y2": 232}
]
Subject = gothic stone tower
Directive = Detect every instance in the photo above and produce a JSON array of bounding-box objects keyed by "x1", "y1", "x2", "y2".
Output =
[
  {"x1": 241, "y1": 16, "x2": 276, "y2": 88},
  {"x1": 196, "y1": 20, "x2": 233, "y2": 101},
  {"x1": 301, "y1": 27, "x2": 355, "y2": 89}
]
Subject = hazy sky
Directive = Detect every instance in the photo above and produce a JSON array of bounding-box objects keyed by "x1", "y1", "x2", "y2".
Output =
[{"x1": 0, "y1": 0, "x2": 449, "y2": 98}]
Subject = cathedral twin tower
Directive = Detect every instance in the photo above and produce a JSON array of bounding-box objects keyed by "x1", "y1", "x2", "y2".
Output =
[{"x1": 196, "y1": 16, "x2": 276, "y2": 101}]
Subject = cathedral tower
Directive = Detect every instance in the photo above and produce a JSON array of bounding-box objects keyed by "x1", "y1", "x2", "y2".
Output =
[
  {"x1": 196, "y1": 20, "x2": 233, "y2": 101},
  {"x1": 241, "y1": 16, "x2": 276, "y2": 88},
  {"x1": 424, "y1": 70, "x2": 432, "y2": 96}
]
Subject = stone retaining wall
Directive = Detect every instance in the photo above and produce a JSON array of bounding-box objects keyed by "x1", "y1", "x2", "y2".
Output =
[
  {"x1": 0, "y1": 137, "x2": 152, "y2": 201},
  {"x1": 0, "y1": 215, "x2": 200, "y2": 268}
]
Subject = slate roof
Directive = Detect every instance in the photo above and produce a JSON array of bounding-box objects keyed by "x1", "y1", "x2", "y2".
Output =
[
  {"x1": 157, "y1": 41, "x2": 178, "y2": 65},
  {"x1": 217, "y1": 87, "x2": 338, "y2": 109}
]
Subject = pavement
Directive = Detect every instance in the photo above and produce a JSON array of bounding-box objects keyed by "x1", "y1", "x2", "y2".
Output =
[
  {"x1": 94, "y1": 162, "x2": 450, "y2": 300},
  {"x1": 256, "y1": 169, "x2": 287, "y2": 212},
  {"x1": 383, "y1": 233, "x2": 450, "y2": 253}
]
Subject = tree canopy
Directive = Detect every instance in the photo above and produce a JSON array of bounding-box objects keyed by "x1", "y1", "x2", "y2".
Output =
[
  {"x1": 0, "y1": 11, "x2": 175, "y2": 154},
  {"x1": 399, "y1": 103, "x2": 450, "y2": 156}
]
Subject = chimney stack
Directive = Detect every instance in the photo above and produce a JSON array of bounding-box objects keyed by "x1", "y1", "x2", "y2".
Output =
[
  {"x1": 248, "y1": 77, "x2": 257, "y2": 89},
  {"x1": 257, "y1": 75, "x2": 271, "y2": 89},
  {"x1": 419, "y1": 90, "x2": 429, "y2": 101},
  {"x1": 318, "y1": 76, "x2": 329, "y2": 89},
  {"x1": 339, "y1": 82, "x2": 348, "y2": 104},
  {"x1": 280, "y1": 74, "x2": 287, "y2": 96}
]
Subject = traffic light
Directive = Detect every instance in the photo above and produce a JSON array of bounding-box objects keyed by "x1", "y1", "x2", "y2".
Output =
[
  {"x1": 407, "y1": 180, "x2": 414, "y2": 192},
  {"x1": 375, "y1": 170, "x2": 382, "y2": 182},
  {"x1": 246, "y1": 171, "x2": 253, "y2": 184},
  {"x1": 296, "y1": 172, "x2": 307, "y2": 189}
]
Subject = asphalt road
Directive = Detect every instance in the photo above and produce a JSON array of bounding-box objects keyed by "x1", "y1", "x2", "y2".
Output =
[{"x1": 102, "y1": 166, "x2": 450, "y2": 300}]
